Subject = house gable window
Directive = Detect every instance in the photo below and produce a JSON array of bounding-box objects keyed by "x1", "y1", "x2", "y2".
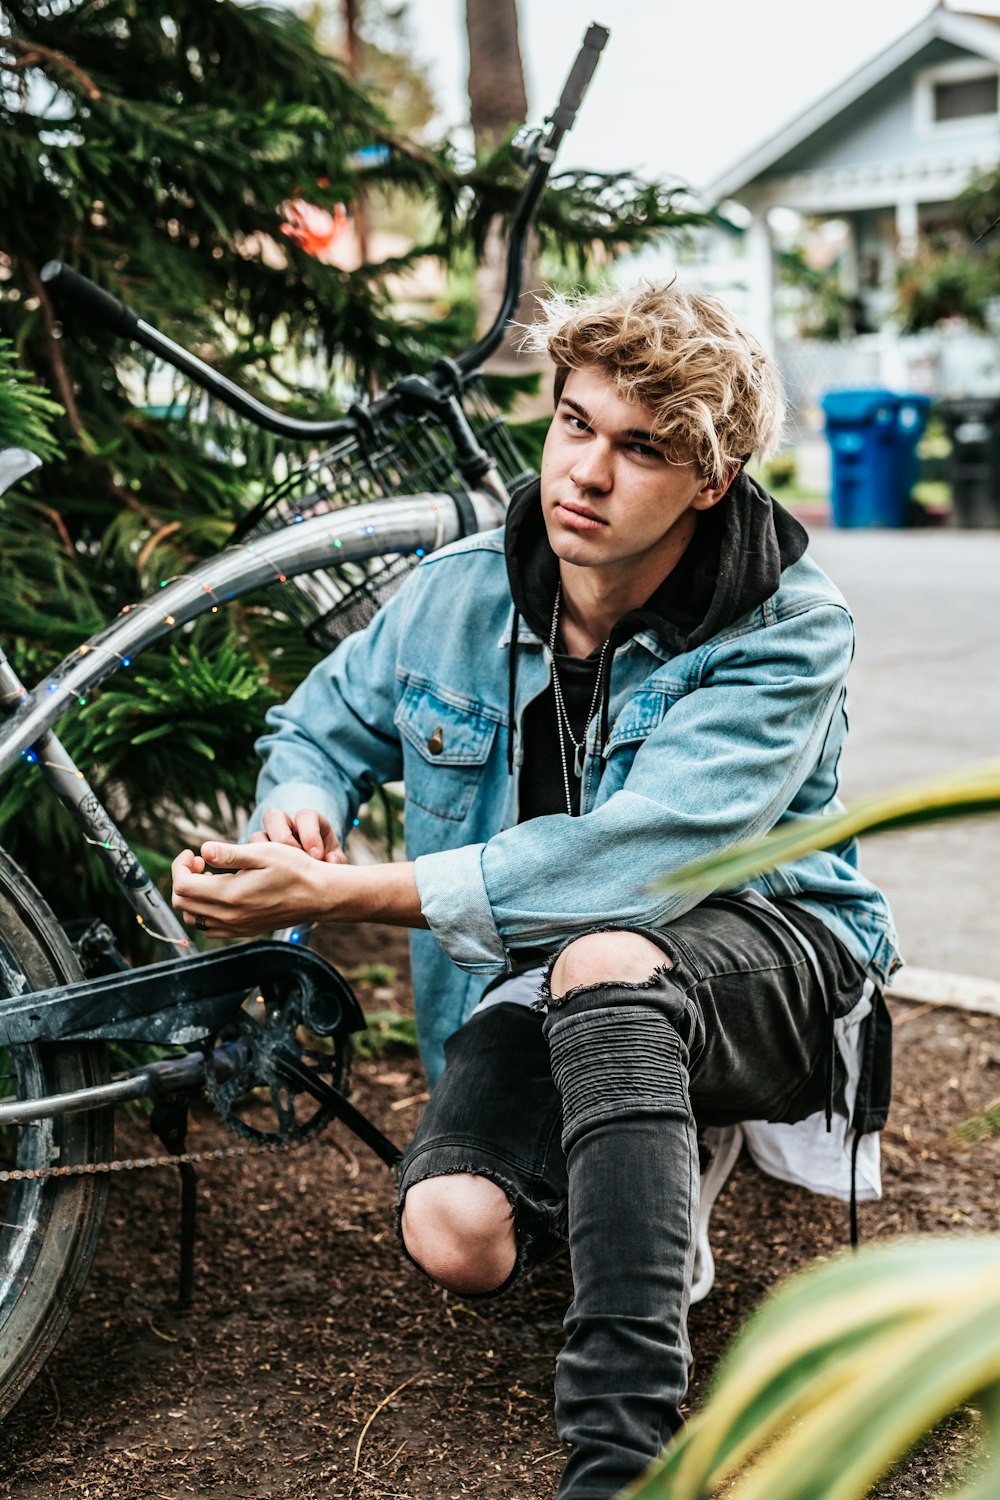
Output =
[
  {"x1": 934, "y1": 74, "x2": 998, "y2": 122},
  {"x1": 915, "y1": 58, "x2": 1000, "y2": 135}
]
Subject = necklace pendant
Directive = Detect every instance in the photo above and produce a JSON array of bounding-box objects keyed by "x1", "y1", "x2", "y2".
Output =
[{"x1": 573, "y1": 742, "x2": 585, "y2": 779}]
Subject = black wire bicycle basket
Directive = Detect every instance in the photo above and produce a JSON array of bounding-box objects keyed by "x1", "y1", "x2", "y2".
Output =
[{"x1": 244, "y1": 376, "x2": 534, "y2": 652}]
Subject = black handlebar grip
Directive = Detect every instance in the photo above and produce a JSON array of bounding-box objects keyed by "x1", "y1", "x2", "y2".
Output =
[
  {"x1": 548, "y1": 22, "x2": 610, "y2": 133},
  {"x1": 40, "y1": 261, "x2": 141, "y2": 341}
]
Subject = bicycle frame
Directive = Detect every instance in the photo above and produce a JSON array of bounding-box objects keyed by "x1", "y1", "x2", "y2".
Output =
[
  {"x1": 0, "y1": 484, "x2": 505, "y2": 1124},
  {"x1": 0, "y1": 485, "x2": 504, "y2": 941}
]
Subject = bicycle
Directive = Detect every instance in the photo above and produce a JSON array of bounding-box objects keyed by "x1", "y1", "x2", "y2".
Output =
[{"x1": 0, "y1": 24, "x2": 609, "y2": 1421}]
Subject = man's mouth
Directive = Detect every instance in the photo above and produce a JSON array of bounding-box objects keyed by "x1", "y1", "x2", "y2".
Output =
[{"x1": 554, "y1": 501, "x2": 608, "y2": 531}]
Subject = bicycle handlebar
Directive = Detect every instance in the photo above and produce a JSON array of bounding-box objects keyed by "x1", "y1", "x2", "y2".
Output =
[
  {"x1": 40, "y1": 23, "x2": 609, "y2": 437},
  {"x1": 456, "y1": 21, "x2": 609, "y2": 373},
  {"x1": 40, "y1": 262, "x2": 141, "y2": 342},
  {"x1": 39, "y1": 260, "x2": 360, "y2": 442},
  {"x1": 549, "y1": 21, "x2": 609, "y2": 132}
]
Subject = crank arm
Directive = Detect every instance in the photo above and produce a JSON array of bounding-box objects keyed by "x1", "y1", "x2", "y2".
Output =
[
  {"x1": 275, "y1": 1049, "x2": 404, "y2": 1171},
  {"x1": 0, "y1": 941, "x2": 365, "y2": 1047}
]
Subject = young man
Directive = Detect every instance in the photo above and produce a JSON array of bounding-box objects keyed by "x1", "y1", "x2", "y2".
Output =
[{"x1": 172, "y1": 285, "x2": 898, "y2": 1500}]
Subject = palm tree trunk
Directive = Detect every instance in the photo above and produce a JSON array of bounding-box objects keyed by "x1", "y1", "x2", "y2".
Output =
[{"x1": 465, "y1": 0, "x2": 537, "y2": 362}]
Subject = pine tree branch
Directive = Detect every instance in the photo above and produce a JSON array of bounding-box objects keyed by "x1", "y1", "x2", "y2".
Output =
[
  {"x1": 20, "y1": 256, "x2": 86, "y2": 435},
  {"x1": 136, "y1": 521, "x2": 181, "y2": 577},
  {"x1": 21, "y1": 256, "x2": 157, "y2": 526},
  {"x1": 39, "y1": 505, "x2": 75, "y2": 558},
  {"x1": 5, "y1": 34, "x2": 102, "y2": 100}
]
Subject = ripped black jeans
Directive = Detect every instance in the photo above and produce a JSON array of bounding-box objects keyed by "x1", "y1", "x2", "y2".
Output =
[{"x1": 396, "y1": 894, "x2": 858, "y2": 1500}]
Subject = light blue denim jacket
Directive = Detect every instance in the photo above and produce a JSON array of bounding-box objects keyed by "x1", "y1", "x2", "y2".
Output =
[{"x1": 250, "y1": 527, "x2": 901, "y2": 1082}]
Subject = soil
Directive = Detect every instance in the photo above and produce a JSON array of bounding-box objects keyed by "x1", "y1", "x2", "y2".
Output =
[{"x1": 2, "y1": 922, "x2": 998, "y2": 1499}]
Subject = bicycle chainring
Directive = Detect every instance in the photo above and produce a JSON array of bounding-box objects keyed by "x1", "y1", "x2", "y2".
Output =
[{"x1": 205, "y1": 985, "x2": 349, "y2": 1147}]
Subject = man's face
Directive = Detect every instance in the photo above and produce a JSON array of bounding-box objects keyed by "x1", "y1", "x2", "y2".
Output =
[{"x1": 540, "y1": 366, "x2": 729, "y2": 582}]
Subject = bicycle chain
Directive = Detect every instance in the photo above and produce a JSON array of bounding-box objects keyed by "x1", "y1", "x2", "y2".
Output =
[{"x1": 0, "y1": 1138, "x2": 300, "y2": 1184}]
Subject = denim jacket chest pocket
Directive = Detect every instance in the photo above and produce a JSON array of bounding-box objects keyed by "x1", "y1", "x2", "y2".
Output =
[
  {"x1": 395, "y1": 681, "x2": 500, "y2": 822},
  {"x1": 597, "y1": 688, "x2": 672, "y2": 795}
]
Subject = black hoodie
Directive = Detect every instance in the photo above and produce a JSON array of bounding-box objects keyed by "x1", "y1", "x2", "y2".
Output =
[{"x1": 504, "y1": 469, "x2": 809, "y2": 820}]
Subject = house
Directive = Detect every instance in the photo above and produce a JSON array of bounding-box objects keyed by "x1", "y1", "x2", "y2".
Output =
[{"x1": 703, "y1": 4, "x2": 1000, "y2": 364}]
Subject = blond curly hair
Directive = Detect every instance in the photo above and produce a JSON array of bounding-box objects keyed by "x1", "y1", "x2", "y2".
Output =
[{"x1": 521, "y1": 283, "x2": 784, "y2": 484}]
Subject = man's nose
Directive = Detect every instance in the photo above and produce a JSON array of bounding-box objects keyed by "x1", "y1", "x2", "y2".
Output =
[{"x1": 569, "y1": 439, "x2": 613, "y2": 492}]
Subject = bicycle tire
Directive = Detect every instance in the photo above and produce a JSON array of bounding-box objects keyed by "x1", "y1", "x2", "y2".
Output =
[{"x1": 0, "y1": 847, "x2": 113, "y2": 1421}]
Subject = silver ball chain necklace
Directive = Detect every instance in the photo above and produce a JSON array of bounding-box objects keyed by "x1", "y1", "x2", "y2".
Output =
[{"x1": 549, "y1": 580, "x2": 611, "y2": 816}]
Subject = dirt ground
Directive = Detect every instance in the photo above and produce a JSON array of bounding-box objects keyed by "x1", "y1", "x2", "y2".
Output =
[{"x1": 2, "y1": 922, "x2": 998, "y2": 1499}]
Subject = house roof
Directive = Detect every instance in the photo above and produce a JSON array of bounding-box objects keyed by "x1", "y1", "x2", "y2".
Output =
[{"x1": 705, "y1": 6, "x2": 1000, "y2": 204}]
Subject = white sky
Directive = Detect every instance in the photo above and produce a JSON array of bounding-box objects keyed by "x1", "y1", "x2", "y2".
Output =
[{"x1": 402, "y1": 0, "x2": 1000, "y2": 193}]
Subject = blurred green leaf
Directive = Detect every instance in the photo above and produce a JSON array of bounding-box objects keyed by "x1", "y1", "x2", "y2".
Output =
[
  {"x1": 656, "y1": 761, "x2": 1000, "y2": 898},
  {"x1": 622, "y1": 1237, "x2": 1000, "y2": 1500}
]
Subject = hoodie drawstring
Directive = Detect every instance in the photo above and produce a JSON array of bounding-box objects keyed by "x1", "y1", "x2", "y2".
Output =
[{"x1": 507, "y1": 609, "x2": 520, "y2": 776}]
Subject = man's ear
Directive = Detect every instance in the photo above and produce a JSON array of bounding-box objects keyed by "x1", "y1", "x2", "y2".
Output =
[{"x1": 691, "y1": 466, "x2": 740, "y2": 512}]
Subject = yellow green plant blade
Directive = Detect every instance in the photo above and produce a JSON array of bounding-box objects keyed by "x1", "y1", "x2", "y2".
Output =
[
  {"x1": 672, "y1": 1247, "x2": 995, "y2": 1495},
  {"x1": 619, "y1": 1238, "x2": 1000, "y2": 1500},
  {"x1": 654, "y1": 760, "x2": 1000, "y2": 897},
  {"x1": 725, "y1": 1278, "x2": 1000, "y2": 1500}
]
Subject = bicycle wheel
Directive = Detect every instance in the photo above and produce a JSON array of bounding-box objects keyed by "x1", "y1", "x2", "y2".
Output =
[{"x1": 0, "y1": 847, "x2": 112, "y2": 1421}]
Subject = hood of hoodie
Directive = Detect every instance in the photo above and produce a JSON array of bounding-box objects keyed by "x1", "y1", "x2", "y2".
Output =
[{"x1": 504, "y1": 467, "x2": 809, "y2": 657}]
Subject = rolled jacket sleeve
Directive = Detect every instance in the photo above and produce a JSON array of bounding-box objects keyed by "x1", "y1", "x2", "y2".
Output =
[{"x1": 413, "y1": 842, "x2": 504, "y2": 970}]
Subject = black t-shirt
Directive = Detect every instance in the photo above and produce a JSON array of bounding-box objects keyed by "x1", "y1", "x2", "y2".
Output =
[
  {"x1": 517, "y1": 520, "x2": 712, "y2": 824},
  {"x1": 519, "y1": 645, "x2": 603, "y2": 820}
]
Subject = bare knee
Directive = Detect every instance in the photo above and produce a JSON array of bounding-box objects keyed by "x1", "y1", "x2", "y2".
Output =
[
  {"x1": 400, "y1": 1172, "x2": 516, "y2": 1295},
  {"x1": 549, "y1": 930, "x2": 670, "y2": 1001}
]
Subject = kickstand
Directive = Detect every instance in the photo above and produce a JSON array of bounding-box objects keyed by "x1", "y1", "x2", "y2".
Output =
[{"x1": 149, "y1": 1098, "x2": 197, "y2": 1310}]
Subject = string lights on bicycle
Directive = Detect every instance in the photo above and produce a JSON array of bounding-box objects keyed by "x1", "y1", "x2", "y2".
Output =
[{"x1": 26, "y1": 501, "x2": 452, "y2": 765}]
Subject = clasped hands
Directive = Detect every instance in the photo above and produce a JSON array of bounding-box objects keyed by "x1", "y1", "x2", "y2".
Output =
[{"x1": 171, "y1": 808, "x2": 348, "y2": 940}]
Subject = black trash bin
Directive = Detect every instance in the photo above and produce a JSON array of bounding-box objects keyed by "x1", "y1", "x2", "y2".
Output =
[{"x1": 939, "y1": 397, "x2": 1000, "y2": 529}]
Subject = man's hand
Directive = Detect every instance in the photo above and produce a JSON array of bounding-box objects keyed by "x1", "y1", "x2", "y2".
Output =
[
  {"x1": 171, "y1": 840, "x2": 427, "y2": 937},
  {"x1": 247, "y1": 807, "x2": 347, "y2": 864},
  {"x1": 172, "y1": 840, "x2": 342, "y2": 938}
]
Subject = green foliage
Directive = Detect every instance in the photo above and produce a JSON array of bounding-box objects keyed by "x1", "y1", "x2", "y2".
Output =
[
  {"x1": 506, "y1": 414, "x2": 550, "y2": 474},
  {"x1": 0, "y1": 0, "x2": 697, "y2": 941},
  {"x1": 351, "y1": 1010, "x2": 418, "y2": 1059},
  {"x1": 776, "y1": 246, "x2": 852, "y2": 341},
  {"x1": 761, "y1": 453, "x2": 796, "y2": 491},
  {"x1": 306, "y1": 0, "x2": 438, "y2": 138},
  {"x1": 466, "y1": 149, "x2": 706, "y2": 270},
  {"x1": 894, "y1": 179, "x2": 1000, "y2": 332},
  {"x1": 346, "y1": 962, "x2": 397, "y2": 986},
  {"x1": 953, "y1": 1098, "x2": 1000, "y2": 1148},
  {"x1": 0, "y1": 338, "x2": 62, "y2": 459},
  {"x1": 0, "y1": 619, "x2": 282, "y2": 924},
  {"x1": 896, "y1": 244, "x2": 1000, "y2": 334},
  {"x1": 622, "y1": 1236, "x2": 999, "y2": 1499}
]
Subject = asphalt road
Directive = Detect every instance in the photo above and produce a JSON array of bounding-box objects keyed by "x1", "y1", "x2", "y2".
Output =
[{"x1": 807, "y1": 525, "x2": 1000, "y2": 980}]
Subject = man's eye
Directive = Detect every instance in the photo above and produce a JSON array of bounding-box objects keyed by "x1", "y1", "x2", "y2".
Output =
[
  {"x1": 565, "y1": 414, "x2": 589, "y2": 433},
  {"x1": 628, "y1": 441, "x2": 661, "y2": 459}
]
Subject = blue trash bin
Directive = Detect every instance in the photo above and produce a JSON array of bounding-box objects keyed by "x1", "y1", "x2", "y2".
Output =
[{"x1": 821, "y1": 389, "x2": 931, "y2": 528}]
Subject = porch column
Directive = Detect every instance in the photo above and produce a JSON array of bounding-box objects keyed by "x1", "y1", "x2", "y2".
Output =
[
  {"x1": 895, "y1": 198, "x2": 919, "y2": 262},
  {"x1": 839, "y1": 215, "x2": 860, "y2": 337},
  {"x1": 744, "y1": 208, "x2": 776, "y2": 353}
]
